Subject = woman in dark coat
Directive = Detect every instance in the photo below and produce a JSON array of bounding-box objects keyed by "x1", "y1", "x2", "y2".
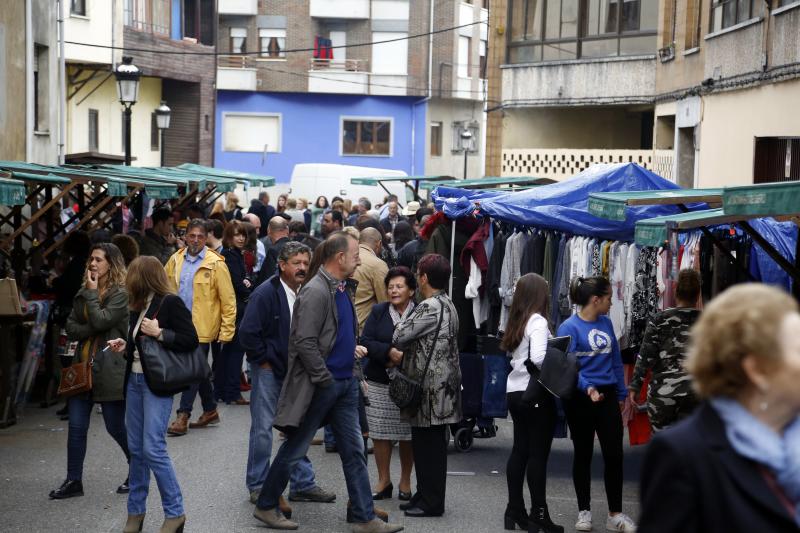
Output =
[
  {"x1": 639, "y1": 283, "x2": 800, "y2": 533},
  {"x1": 360, "y1": 266, "x2": 416, "y2": 501},
  {"x1": 50, "y1": 243, "x2": 130, "y2": 500},
  {"x1": 219, "y1": 220, "x2": 252, "y2": 404},
  {"x1": 108, "y1": 255, "x2": 199, "y2": 533}
]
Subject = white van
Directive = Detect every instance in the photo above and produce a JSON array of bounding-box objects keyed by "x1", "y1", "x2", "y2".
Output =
[{"x1": 288, "y1": 163, "x2": 409, "y2": 208}]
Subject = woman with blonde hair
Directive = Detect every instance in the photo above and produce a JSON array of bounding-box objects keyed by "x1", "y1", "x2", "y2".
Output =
[
  {"x1": 639, "y1": 283, "x2": 800, "y2": 532},
  {"x1": 108, "y1": 255, "x2": 199, "y2": 533},
  {"x1": 224, "y1": 193, "x2": 243, "y2": 222},
  {"x1": 50, "y1": 243, "x2": 131, "y2": 500}
]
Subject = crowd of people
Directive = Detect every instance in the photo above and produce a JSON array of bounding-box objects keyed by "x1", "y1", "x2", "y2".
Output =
[{"x1": 37, "y1": 189, "x2": 800, "y2": 533}]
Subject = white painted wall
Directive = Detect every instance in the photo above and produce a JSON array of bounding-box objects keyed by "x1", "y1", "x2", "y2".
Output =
[
  {"x1": 63, "y1": 0, "x2": 122, "y2": 65},
  {"x1": 371, "y1": 0, "x2": 409, "y2": 19},
  {"x1": 425, "y1": 98, "x2": 485, "y2": 179},
  {"x1": 371, "y1": 32, "x2": 408, "y2": 75}
]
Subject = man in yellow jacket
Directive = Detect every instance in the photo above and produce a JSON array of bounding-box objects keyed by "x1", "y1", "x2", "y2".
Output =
[{"x1": 163, "y1": 220, "x2": 237, "y2": 436}]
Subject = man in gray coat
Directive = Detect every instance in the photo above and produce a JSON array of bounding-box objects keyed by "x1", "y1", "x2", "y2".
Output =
[{"x1": 253, "y1": 232, "x2": 403, "y2": 533}]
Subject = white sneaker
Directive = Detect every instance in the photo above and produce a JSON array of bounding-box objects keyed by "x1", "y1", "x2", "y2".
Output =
[
  {"x1": 576, "y1": 510, "x2": 592, "y2": 531},
  {"x1": 606, "y1": 513, "x2": 637, "y2": 532}
]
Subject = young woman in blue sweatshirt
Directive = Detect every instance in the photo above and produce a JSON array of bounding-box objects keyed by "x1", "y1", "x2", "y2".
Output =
[{"x1": 556, "y1": 277, "x2": 636, "y2": 533}]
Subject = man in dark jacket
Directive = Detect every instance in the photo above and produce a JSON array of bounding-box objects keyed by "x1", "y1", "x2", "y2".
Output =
[
  {"x1": 249, "y1": 193, "x2": 275, "y2": 239},
  {"x1": 258, "y1": 216, "x2": 290, "y2": 285},
  {"x1": 138, "y1": 207, "x2": 178, "y2": 265},
  {"x1": 239, "y1": 242, "x2": 335, "y2": 509}
]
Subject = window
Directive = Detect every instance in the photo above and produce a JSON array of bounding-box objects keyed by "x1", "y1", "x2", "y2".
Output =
[
  {"x1": 124, "y1": 0, "x2": 170, "y2": 35},
  {"x1": 183, "y1": 0, "x2": 215, "y2": 45},
  {"x1": 259, "y1": 29, "x2": 286, "y2": 58},
  {"x1": 431, "y1": 122, "x2": 442, "y2": 156},
  {"x1": 507, "y1": 0, "x2": 657, "y2": 62},
  {"x1": 479, "y1": 39, "x2": 488, "y2": 78},
  {"x1": 371, "y1": 32, "x2": 408, "y2": 74},
  {"x1": 754, "y1": 138, "x2": 800, "y2": 183},
  {"x1": 230, "y1": 28, "x2": 247, "y2": 54},
  {"x1": 342, "y1": 119, "x2": 392, "y2": 156},
  {"x1": 71, "y1": 0, "x2": 87, "y2": 16},
  {"x1": 684, "y1": 0, "x2": 702, "y2": 48},
  {"x1": 458, "y1": 36, "x2": 472, "y2": 77},
  {"x1": 222, "y1": 113, "x2": 281, "y2": 153},
  {"x1": 151, "y1": 113, "x2": 159, "y2": 151},
  {"x1": 88, "y1": 109, "x2": 99, "y2": 152},
  {"x1": 33, "y1": 46, "x2": 48, "y2": 132},
  {"x1": 710, "y1": 0, "x2": 756, "y2": 32}
]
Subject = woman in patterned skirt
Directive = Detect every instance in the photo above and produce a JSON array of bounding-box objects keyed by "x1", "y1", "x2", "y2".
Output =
[{"x1": 360, "y1": 266, "x2": 416, "y2": 501}]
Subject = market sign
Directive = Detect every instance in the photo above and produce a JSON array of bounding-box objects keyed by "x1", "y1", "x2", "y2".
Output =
[{"x1": 0, "y1": 176, "x2": 26, "y2": 206}]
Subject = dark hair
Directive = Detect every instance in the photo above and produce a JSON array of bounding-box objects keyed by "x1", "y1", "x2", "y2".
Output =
[
  {"x1": 675, "y1": 268, "x2": 701, "y2": 303},
  {"x1": 208, "y1": 211, "x2": 227, "y2": 226},
  {"x1": 186, "y1": 218, "x2": 207, "y2": 235},
  {"x1": 355, "y1": 215, "x2": 380, "y2": 232},
  {"x1": 392, "y1": 221, "x2": 415, "y2": 250},
  {"x1": 307, "y1": 239, "x2": 327, "y2": 280},
  {"x1": 315, "y1": 195, "x2": 329, "y2": 209},
  {"x1": 126, "y1": 256, "x2": 175, "y2": 311},
  {"x1": 417, "y1": 253, "x2": 451, "y2": 290},
  {"x1": 111, "y1": 234, "x2": 139, "y2": 266},
  {"x1": 323, "y1": 231, "x2": 356, "y2": 264},
  {"x1": 288, "y1": 220, "x2": 307, "y2": 234},
  {"x1": 279, "y1": 241, "x2": 312, "y2": 263},
  {"x1": 326, "y1": 210, "x2": 343, "y2": 226},
  {"x1": 222, "y1": 220, "x2": 247, "y2": 248},
  {"x1": 151, "y1": 207, "x2": 172, "y2": 225},
  {"x1": 187, "y1": 203, "x2": 203, "y2": 216},
  {"x1": 501, "y1": 274, "x2": 550, "y2": 352},
  {"x1": 331, "y1": 196, "x2": 343, "y2": 203},
  {"x1": 205, "y1": 219, "x2": 224, "y2": 239},
  {"x1": 415, "y1": 207, "x2": 434, "y2": 223},
  {"x1": 569, "y1": 276, "x2": 611, "y2": 307},
  {"x1": 62, "y1": 230, "x2": 91, "y2": 258},
  {"x1": 358, "y1": 198, "x2": 372, "y2": 210},
  {"x1": 241, "y1": 221, "x2": 257, "y2": 251},
  {"x1": 89, "y1": 228, "x2": 112, "y2": 244},
  {"x1": 384, "y1": 266, "x2": 417, "y2": 291}
]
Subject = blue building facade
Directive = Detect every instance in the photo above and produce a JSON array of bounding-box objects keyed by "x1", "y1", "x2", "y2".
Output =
[{"x1": 214, "y1": 91, "x2": 427, "y2": 183}]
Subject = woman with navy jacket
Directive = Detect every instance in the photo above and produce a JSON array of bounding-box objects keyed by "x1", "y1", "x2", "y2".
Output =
[
  {"x1": 108, "y1": 255, "x2": 199, "y2": 533},
  {"x1": 556, "y1": 277, "x2": 636, "y2": 533}
]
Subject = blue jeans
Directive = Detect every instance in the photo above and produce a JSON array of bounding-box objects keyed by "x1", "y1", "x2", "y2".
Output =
[
  {"x1": 126, "y1": 373, "x2": 184, "y2": 518},
  {"x1": 246, "y1": 363, "x2": 316, "y2": 493},
  {"x1": 177, "y1": 343, "x2": 217, "y2": 415},
  {"x1": 257, "y1": 378, "x2": 374, "y2": 523},
  {"x1": 324, "y1": 425, "x2": 336, "y2": 447},
  {"x1": 67, "y1": 396, "x2": 129, "y2": 481}
]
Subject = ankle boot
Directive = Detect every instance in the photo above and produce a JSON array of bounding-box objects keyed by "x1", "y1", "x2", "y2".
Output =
[
  {"x1": 530, "y1": 505, "x2": 564, "y2": 533},
  {"x1": 504, "y1": 505, "x2": 528, "y2": 530},
  {"x1": 123, "y1": 514, "x2": 145, "y2": 533},
  {"x1": 159, "y1": 515, "x2": 186, "y2": 533}
]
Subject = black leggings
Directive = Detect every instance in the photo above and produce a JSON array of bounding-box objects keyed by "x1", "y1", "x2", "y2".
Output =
[
  {"x1": 506, "y1": 391, "x2": 557, "y2": 510},
  {"x1": 564, "y1": 386, "x2": 624, "y2": 513}
]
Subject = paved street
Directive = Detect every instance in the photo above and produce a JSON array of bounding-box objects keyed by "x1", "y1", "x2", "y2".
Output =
[{"x1": 0, "y1": 396, "x2": 643, "y2": 532}]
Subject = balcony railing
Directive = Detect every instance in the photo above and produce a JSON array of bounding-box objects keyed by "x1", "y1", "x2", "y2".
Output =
[
  {"x1": 218, "y1": 55, "x2": 256, "y2": 69},
  {"x1": 217, "y1": 55, "x2": 257, "y2": 91},
  {"x1": 309, "y1": 58, "x2": 368, "y2": 72}
]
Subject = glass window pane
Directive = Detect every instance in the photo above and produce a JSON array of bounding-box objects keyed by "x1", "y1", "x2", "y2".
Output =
[
  {"x1": 584, "y1": 0, "x2": 615, "y2": 36},
  {"x1": 561, "y1": 0, "x2": 579, "y2": 37},
  {"x1": 508, "y1": 44, "x2": 542, "y2": 62},
  {"x1": 639, "y1": 0, "x2": 658, "y2": 30},
  {"x1": 527, "y1": 0, "x2": 543, "y2": 39},
  {"x1": 581, "y1": 38, "x2": 619, "y2": 57},
  {"x1": 621, "y1": 0, "x2": 641, "y2": 31},
  {"x1": 511, "y1": 0, "x2": 528, "y2": 40},
  {"x1": 619, "y1": 34, "x2": 656, "y2": 54},
  {"x1": 376, "y1": 122, "x2": 390, "y2": 154},
  {"x1": 736, "y1": 0, "x2": 750, "y2": 22},
  {"x1": 343, "y1": 121, "x2": 357, "y2": 154},
  {"x1": 722, "y1": 0, "x2": 736, "y2": 28},
  {"x1": 542, "y1": 41, "x2": 577, "y2": 60},
  {"x1": 545, "y1": 0, "x2": 561, "y2": 39}
]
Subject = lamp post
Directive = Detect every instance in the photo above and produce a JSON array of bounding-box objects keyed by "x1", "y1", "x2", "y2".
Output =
[
  {"x1": 460, "y1": 128, "x2": 473, "y2": 180},
  {"x1": 155, "y1": 101, "x2": 171, "y2": 167},
  {"x1": 114, "y1": 56, "x2": 141, "y2": 166}
]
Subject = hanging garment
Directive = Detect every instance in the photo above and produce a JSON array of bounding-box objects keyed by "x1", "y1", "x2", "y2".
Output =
[
  {"x1": 609, "y1": 242, "x2": 628, "y2": 345},
  {"x1": 465, "y1": 257, "x2": 489, "y2": 329},
  {"x1": 485, "y1": 230, "x2": 507, "y2": 335},
  {"x1": 558, "y1": 236, "x2": 573, "y2": 323},
  {"x1": 313, "y1": 36, "x2": 334, "y2": 59},
  {"x1": 499, "y1": 232, "x2": 526, "y2": 331},
  {"x1": 629, "y1": 247, "x2": 659, "y2": 351}
]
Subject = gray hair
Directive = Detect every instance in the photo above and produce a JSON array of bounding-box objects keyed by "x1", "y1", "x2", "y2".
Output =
[{"x1": 279, "y1": 241, "x2": 312, "y2": 263}]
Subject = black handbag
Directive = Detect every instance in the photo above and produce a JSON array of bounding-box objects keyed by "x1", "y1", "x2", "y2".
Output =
[
  {"x1": 538, "y1": 335, "x2": 579, "y2": 399},
  {"x1": 520, "y1": 340, "x2": 547, "y2": 404},
  {"x1": 388, "y1": 305, "x2": 445, "y2": 411}
]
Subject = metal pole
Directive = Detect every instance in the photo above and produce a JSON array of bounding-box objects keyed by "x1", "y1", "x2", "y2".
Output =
[
  {"x1": 160, "y1": 129, "x2": 165, "y2": 167},
  {"x1": 449, "y1": 219, "x2": 456, "y2": 295},
  {"x1": 463, "y1": 149, "x2": 468, "y2": 180},
  {"x1": 124, "y1": 106, "x2": 132, "y2": 166}
]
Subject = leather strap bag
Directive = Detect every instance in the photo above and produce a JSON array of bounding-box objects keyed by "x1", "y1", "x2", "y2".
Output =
[
  {"x1": 520, "y1": 338, "x2": 547, "y2": 404},
  {"x1": 58, "y1": 337, "x2": 96, "y2": 397},
  {"x1": 389, "y1": 304, "x2": 445, "y2": 411},
  {"x1": 137, "y1": 298, "x2": 210, "y2": 394},
  {"x1": 538, "y1": 335, "x2": 578, "y2": 399}
]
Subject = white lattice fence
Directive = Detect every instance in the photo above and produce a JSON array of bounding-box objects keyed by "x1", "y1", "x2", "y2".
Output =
[{"x1": 501, "y1": 149, "x2": 675, "y2": 182}]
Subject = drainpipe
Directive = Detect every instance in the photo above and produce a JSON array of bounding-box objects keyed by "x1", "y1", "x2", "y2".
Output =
[
  {"x1": 57, "y1": 0, "x2": 66, "y2": 164},
  {"x1": 410, "y1": 0, "x2": 436, "y2": 177},
  {"x1": 25, "y1": 0, "x2": 33, "y2": 162}
]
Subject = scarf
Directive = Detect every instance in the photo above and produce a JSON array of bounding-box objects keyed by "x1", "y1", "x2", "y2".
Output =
[
  {"x1": 711, "y1": 397, "x2": 800, "y2": 525},
  {"x1": 389, "y1": 301, "x2": 415, "y2": 326}
]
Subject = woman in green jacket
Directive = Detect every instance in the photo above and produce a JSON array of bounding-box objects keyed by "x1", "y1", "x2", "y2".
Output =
[{"x1": 50, "y1": 243, "x2": 131, "y2": 500}]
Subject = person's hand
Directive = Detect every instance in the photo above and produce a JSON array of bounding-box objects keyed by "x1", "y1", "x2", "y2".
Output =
[
  {"x1": 176, "y1": 237, "x2": 185, "y2": 249},
  {"x1": 619, "y1": 401, "x2": 626, "y2": 412},
  {"x1": 140, "y1": 317, "x2": 162, "y2": 338},
  {"x1": 355, "y1": 345, "x2": 368, "y2": 359},
  {"x1": 587, "y1": 386, "x2": 604, "y2": 403},
  {"x1": 166, "y1": 232, "x2": 177, "y2": 245},
  {"x1": 107, "y1": 338, "x2": 126, "y2": 353},
  {"x1": 86, "y1": 269, "x2": 98, "y2": 290},
  {"x1": 627, "y1": 389, "x2": 639, "y2": 406},
  {"x1": 243, "y1": 278, "x2": 252, "y2": 289},
  {"x1": 388, "y1": 347, "x2": 403, "y2": 366}
]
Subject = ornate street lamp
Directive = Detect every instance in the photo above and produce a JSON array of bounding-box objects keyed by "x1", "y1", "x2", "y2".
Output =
[
  {"x1": 114, "y1": 56, "x2": 141, "y2": 166},
  {"x1": 155, "y1": 101, "x2": 171, "y2": 167}
]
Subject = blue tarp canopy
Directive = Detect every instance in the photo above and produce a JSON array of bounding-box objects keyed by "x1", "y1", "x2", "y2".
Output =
[
  {"x1": 431, "y1": 186, "x2": 509, "y2": 218},
  {"x1": 462, "y1": 164, "x2": 689, "y2": 241}
]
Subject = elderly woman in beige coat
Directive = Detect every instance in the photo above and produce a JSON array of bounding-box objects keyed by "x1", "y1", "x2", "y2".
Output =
[{"x1": 392, "y1": 253, "x2": 461, "y2": 519}]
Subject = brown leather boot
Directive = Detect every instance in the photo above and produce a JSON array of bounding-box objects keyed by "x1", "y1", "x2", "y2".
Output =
[
  {"x1": 278, "y1": 496, "x2": 293, "y2": 519},
  {"x1": 123, "y1": 513, "x2": 145, "y2": 533},
  {"x1": 167, "y1": 413, "x2": 189, "y2": 436},
  {"x1": 189, "y1": 409, "x2": 220, "y2": 428},
  {"x1": 159, "y1": 515, "x2": 186, "y2": 533},
  {"x1": 347, "y1": 500, "x2": 388, "y2": 523}
]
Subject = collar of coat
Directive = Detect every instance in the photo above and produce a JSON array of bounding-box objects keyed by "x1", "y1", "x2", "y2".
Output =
[{"x1": 318, "y1": 266, "x2": 358, "y2": 294}]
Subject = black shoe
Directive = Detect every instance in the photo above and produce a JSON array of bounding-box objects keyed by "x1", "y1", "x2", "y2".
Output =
[
  {"x1": 404, "y1": 506, "x2": 442, "y2": 518},
  {"x1": 372, "y1": 483, "x2": 393, "y2": 500},
  {"x1": 116, "y1": 477, "x2": 130, "y2": 494},
  {"x1": 49, "y1": 479, "x2": 84, "y2": 500},
  {"x1": 398, "y1": 490, "x2": 412, "y2": 501},
  {"x1": 55, "y1": 405, "x2": 68, "y2": 416},
  {"x1": 504, "y1": 505, "x2": 529, "y2": 530},
  {"x1": 399, "y1": 494, "x2": 420, "y2": 511},
  {"x1": 325, "y1": 445, "x2": 337, "y2": 453},
  {"x1": 530, "y1": 504, "x2": 564, "y2": 533}
]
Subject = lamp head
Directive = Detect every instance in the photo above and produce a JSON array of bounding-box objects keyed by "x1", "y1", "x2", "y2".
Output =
[{"x1": 115, "y1": 56, "x2": 141, "y2": 106}]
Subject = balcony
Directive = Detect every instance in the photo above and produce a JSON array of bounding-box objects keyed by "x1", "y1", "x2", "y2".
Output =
[
  {"x1": 308, "y1": 59, "x2": 370, "y2": 94},
  {"x1": 501, "y1": 148, "x2": 675, "y2": 182},
  {"x1": 310, "y1": 0, "x2": 369, "y2": 19},
  {"x1": 218, "y1": 0, "x2": 257, "y2": 16},
  {"x1": 217, "y1": 56, "x2": 257, "y2": 91}
]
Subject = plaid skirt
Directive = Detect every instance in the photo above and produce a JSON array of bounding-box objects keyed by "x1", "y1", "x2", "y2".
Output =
[{"x1": 365, "y1": 380, "x2": 412, "y2": 441}]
